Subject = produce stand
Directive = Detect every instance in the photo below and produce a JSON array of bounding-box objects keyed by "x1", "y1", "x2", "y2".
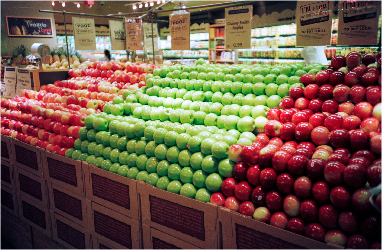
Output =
[{"x1": 29, "y1": 69, "x2": 69, "y2": 91}]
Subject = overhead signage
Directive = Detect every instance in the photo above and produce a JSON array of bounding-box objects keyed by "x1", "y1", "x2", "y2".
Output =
[
  {"x1": 125, "y1": 18, "x2": 143, "y2": 51},
  {"x1": 225, "y1": 5, "x2": 252, "y2": 49},
  {"x1": 72, "y1": 17, "x2": 97, "y2": 50},
  {"x1": 6, "y1": 16, "x2": 53, "y2": 37},
  {"x1": 109, "y1": 20, "x2": 126, "y2": 50},
  {"x1": 170, "y1": 13, "x2": 190, "y2": 50},
  {"x1": 337, "y1": 1, "x2": 380, "y2": 45},
  {"x1": 296, "y1": 1, "x2": 333, "y2": 46}
]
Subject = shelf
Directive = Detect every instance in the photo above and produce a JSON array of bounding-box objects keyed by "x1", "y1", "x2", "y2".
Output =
[
  {"x1": 209, "y1": 37, "x2": 224, "y2": 40},
  {"x1": 91, "y1": 51, "x2": 127, "y2": 55},
  {"x1": 215, "y1": 60, "x2": 234, "y2": 62},
  {"x1": 161, "y1": 48, "x2": 208, "y2": 50},
  {"x1": 163, "y1": 56, "x2": 208, "y2": 59},
  {"x1": 210, "y1": 23, "x2": 225, "y2": 28},
  {"x1": 251, "y1": 34, "x2": 296, "y2": 39}
]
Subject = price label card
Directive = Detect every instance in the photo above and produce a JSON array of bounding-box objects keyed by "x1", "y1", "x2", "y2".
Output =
[
  {"x1": 296, "y1": 1, "x2": 333, "y2": 46},
  {"x1": 72, "y1": 17, "x2": 97, "y2": 50},
  {"x1": 3, "y1": 67, "x2": 17, "y2": 98},
  {"x1": 109, "y1": 20, "x2": 126, "y2": 50},
  {"x1": 170, "y1": 14, "x2": 190, "y2": 50},
  {"x1": 16, "y1": 68, "x2": 31, "y2": 96},
  {"x1": 125, "y1": 18, "x2": 143, "y2": 51},
  {"x1": 225, "y1": 5, "x2": 252, "y2": 49},
  {"x1": 337, "y1": 1, "x2": 380, "y2": 46},
  {"x1": 143, "y1": 22, "x2": 159, "y2": 52}
]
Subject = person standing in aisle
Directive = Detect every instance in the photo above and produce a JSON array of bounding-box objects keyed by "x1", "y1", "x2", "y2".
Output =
[{"x1": 101, "y1": 49, "x2": 111, "y2": 61}]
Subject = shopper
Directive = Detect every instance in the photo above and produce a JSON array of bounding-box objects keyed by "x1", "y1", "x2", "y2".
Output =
[{"x1": 101, "y1": 49, "x2": 111, "y2": 61}]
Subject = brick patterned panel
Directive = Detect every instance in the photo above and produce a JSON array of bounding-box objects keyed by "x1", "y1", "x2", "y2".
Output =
[
  {"x1": 19, "y1": 173, "x2": 43, "y2": 201},
  {"x1": 1, "y1": 188, "x2": 14, "y2": 210},
  {"x1": 22, "y1": 201, "x2": 46, "y2": 230},
  {"x1": 53, "y1": 188, "x2": 83, "y2": 221},
  {"x1": 56, "y1": 219, "x2": 86, "y2": 249},
  {"x1": 152, "y1": 237, "x2": 180, "y2": 249},
  {"x1": 15, "y1": 145, "x2": 38, "y2": 170},
  {"x1": 1, "y1": 164, "x2": 11, "y2": 184},
  {"x1": 1, "y1": 141, "x2": 9, "y2": 160},
  {"x1": 47, "y1": 157, "x2": 77, "y2": 187}
]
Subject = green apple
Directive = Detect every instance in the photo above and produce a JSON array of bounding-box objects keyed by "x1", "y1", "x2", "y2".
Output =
[
  {"x1": 203, "y1": 80, "x2": 212, "y2": 91},
  {"x1": 163, "y1": 131, "x2": 178, "y2": 147},
  {"x1": 176, "y1": 133, "x2": 191, "y2": 150},
  {"x1": 242, "y1": 74, "x2": 252, "y2": 83},
  {"x1": 200, "y1": 138, "x2": 216, "y2": 155},
  {"x1": 264, "y1": 73, "x2": 277, "y2": 84},
  {"x1": 211, "y1": 141, "x2": 229, "y2": 159},
  {"x1": 144, "y1": 126, "x2": 156, "y2": 141},
  {"x1": 270, "y1": 67, "x2": 281, "y2": 76},
  {"x1": 74, "y1": 138, "x2": 82, "y2": 150},
  {"x1": 265, "y1": 83, "x2": 278, "y2": 96},
  {"x1": 232, "y1": 94, "x2": 244, "y2": 106},
  {"x1": 135, "y1": 140, "x2": 147, "y2": 155},
  {"x1": 146, "y1": 157, "x2": 158, "y2": 173},
  {"x1": 173, "y1": 124, "x2": 186, "y2": 134},
  {"x1": 222, "y1": 93, "x2": 234, "y2": 105},
  {"x1": 126, "y1": 167, "x2": 139, "y2": 179},
  {"x1": 94, "y1": 144, "x2": 105, "y2": 157},
  {"x1": 127, "y1": 153, "x2": 138, "y2": 167},
  {"x1": 180, "y1": 167, "x2": 194, "y2": 184},
  {"x1": 254, "y1": 116, "x2": 268, "y2": 133},
  {"x1": 87, "y1": 142, "x2": 97, "y2": 155},
  {"x1": 146, "y1": 173, "x2": 160, "y2": 186},
  {"x1": 204, "y1": 113, "x2": 218, "y2": 126},
  {"x1": 203, "y1": 91, "x2": 213, "y2": 102},
  {"x1": 237, "y1": 116, "x2": 256, "y2": 132},
  {"x1": 110, "y1": 104, "x2": 125, "y2": 116},
  {"x1": 267, "y1": 95, "x2": 282, "y2": 108},
  {"x1": 116, "y1": 122, "x2": 127, "y2": 137},
  {"x1": 179, "y1": 110, "x2": 194, "y2": 124},
  {"x1": 288, "y1": 75, "x2": 301, "y2": 84},
  {"x1": 240, "y1": 132, "x2": 256, "y2": 141},
  {"x1": 156, "y1": 160, "x2": 169, "y2": 176},
  {"x1": 198, "y1": 102, "x2": 210, "y2": 113},
  {"x1": 227, "y1": 129, "x2": 241, "y2": 139},
  {"x1": 136, "y1": 171, "x2": 149, "y2": 182},
  {"x1": 85, "y1": 155, "x2": 96, "y2": 165},
  {"x1": 215, "y1": 72, "x2": 224, "y2": 81},
  {"x1": 153, "y1": 128, "x2": 168, "y2": 144},
  {"x1": 80, "y1": 140, "x2": 89, "y2": 153},
  {"x1": 189, "y1": 152, "x2": 204, "y2": 170},
  {"x1": 78, "y1": 127, "x2": 88, "y2": 141},
  {"x1": 194, "y1": 80, "x2": 204, "y2": 90},
  {"x1": 118, "y1": 151, "x2": 129, "y2": 165},
  {"x1": 168, "y1": 164, "x2": 182, "y2": 180},
  {"x1": 187, "y1": 136, "x2": 202, "y2": 152},
  {"x1": 156, "y1": 176, "x2": 170, "y2": 190},
  {"x1": 117, "y1": 136, "x2": 127, "y2": 151},
  {"x1": 172, "y1": 98, "x2": 183, "y2": 109},
  {"x1": 222, "y1": 135, "x2": 237, "y2": 146},
  {"x1": 71, "y1": 150, "x2": 82, "y2": 160},
  {"x1": 205, "y1": 173, "x2": 223, "y2": 192},
  {"x1": 193, "y1": 170, "x2": 207, "y2": 188},
  {"x1": 140, "y1": 106, "x2": 152, "y2": 120},
  {"x1": 195, "y1": 188, "x2": 211, "y2": 202},
  {"x1": 242, "y1": 83, "x2": 253, "y2": 95},
  {"x1": 224, "y1": 115, "x2": 240, "y2": 130},
  {"x1": 145, "y1": 141, "x2": 157, "y2": 157},
  {"x1": 211, "y1": 81, "x2": 222, "y2": 92},
  {"x1": 223, "y1": 74, "x2": 234, "y2": 82},
  {"x1": 221, "y1": 81, "x2": 232, "y2": 93},
  {"x1": 110, "y1": 149, "x2": 121, "y2": 163},
  {"x1": 126, "y1": 139, "x2": 137, "y2": 153},
  {"x1": 276, "y1": 74, "x2": 289, "y2": 85},
  {"x1": 218, "y1": 158, "x2": 235, "y2": 177},
  {"x1": 294, "y1": 69, "x2": 306, "y2": 77},
  {"x1": 87, "y1": 129, "x2": 97, "y2": 142},
  {"x1": 154, "y1": 144, "x2": 168, "y2": 160},
  {"x1": 198, "y1": 131, "x2": 212, "y2": 140},
  {"x1": 253, "y1": 95, "x2": 268, "y2": 106},
  {"x1": 201, "y1": 155, "x2": 219, "y2": 173},
  {"x1": 221, "y1": 106, "x2": 230, "y2": 116},
  {"x1": 189, "y1": 71, "x2": 198, "y2": 80},
  {"x1": 242, "y1": 94, "x2": 256, "y2": 106},
  {"x1": 217, "y1": 115, "x2": 226, "y2": 129},
  {"x1": 166, "y1": 146, "x2": 180, "y2": 163},
  {"x1": 167, "y1": 180, "x2": 182, "y2": 194},
  {"x1": 110, "y1": 163, "x2": 122, "y2": 174},
  {"x1": 277, "y1": 83, "x2": 290, "y2": 98},
  {"x1": 158, "y1": 108, "x2": 171, "y2": 121},
  {"x1": 239, "y1": 105, "x2": 252, "y2": 118},
  {"x1": 211, "y1": 92, "x2": 223, "y2": 103},
  {"x1": 230, "y1": 81, "x2": 243, "y2": 94},
  {"x1": 108, "y1": 120, "x2": 120, "y2": 135},
  {"x1": 101, "y1": 159, "x2": 112, "y2": 171},
  {"x1": 135, "y1": 154, "x2": 148, "y2": 171},
  {"x1": 237, "y1": 137, "x2": 252, "y2": 146},
  {"x1": 180, "y1": 183, "x2": 197, "y2": 198},
  {"x1": 84, "y1": 115, "x2": 96, "y2": 129},
  {"x1": 178, "y1": 150, "x2": 192, "y2": 167},
  {"x1": 189, "y1": 101, "x2": 201, "y2": 111},
  {"x1": 253, "y1": 74, "x2": 264, "y2": 83},
  {"x1": 251, "y1": 105, "x2": 268, "y2": 118},
  {"x1": 209, "y1": 103, "x2": 223, "y2": 116}
]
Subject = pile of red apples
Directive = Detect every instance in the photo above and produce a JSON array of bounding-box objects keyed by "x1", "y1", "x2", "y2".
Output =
[{"x1": 212, "y1": 52, "x2": 381, "y2": 248}]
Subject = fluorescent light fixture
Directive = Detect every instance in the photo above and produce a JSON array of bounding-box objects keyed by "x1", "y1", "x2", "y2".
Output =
[
  {"x1": 133, "y1": 4, "x2": 137, "y2": 9},
  {"x1": 51, "y1": 1, "x2": 55, "y2": 6},
  {"x1": 145, "y1": 2, "x2": 148, "y2": 7},
  {"x1": 62, "y1": 1, "x2": 65, "y2": 7},
  {"x1": 139, "y1": 3, "x2": 143, "y2": 8},
  {"x1": 150, "y1": 2, "x2": 154, "y2": 6},
  {"x1": 77, "y1": 2, "x2": 80, "y2": 8}
]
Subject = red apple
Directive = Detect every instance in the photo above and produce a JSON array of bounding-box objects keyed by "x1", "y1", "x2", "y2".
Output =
[
  {"x1": 346, "y1": 234, "x2": 369, "y2": 249},
  {"x1": 253, "y1": 207, "x2": 271, "y2": 223},
  {"x1": 233, "y1": 162, "x2": 250, "y2": 182},
  {"x1": 311, "y1": 126, "x2": 330, "y2": 146},
  {"x1": 305, "y1": 223, "x2": 325, "y2": 242},
  {"x1": 338, "y1": 211, "x2": 358, "y2": 234},
  {"x1": 342, "y1": 115, "x2": 361, "y2": 130},
  {"x1": 318, "y1": 204, "x2": 338, "y2": 229},
  {"x1": 251, "y1": 186, "x2": 267, "y2": 207},
  {"x1": 315, "y1": 70, "x2": 330, "y2": 86},
  {"x1": 228, "y1": 144, "x2": 244, "y2": 163},
  {"x1": 324, "y1": 230, "x2": 347, "y2": 246},
  {"x1": 331, "y1": 55, "x2": 346, "y2": 69},
  {"x1": 329, "y1": 129, "x2": 350, "y2": 149},
  {"x1": 351, "y1": 188, "x2": 371, "y2": 211},
  {"x1": 361, "y1": 71, "x2": 378, "y2": 87},
  {"x1": 299, "y1": 73, "x2": 315, "y2": 86},
  {"x1": 238, "y1": 201, "x2": 255, "y2": 216},
  {"x1": 333, "y1": 84, "x2": 351, "y2": 103},
  {"x1": 259, "y1": 168, "x2": 277, "y2": 190},
  {"x1": 234, "y1": 181, "x2": 252, "y2": 201},
  {"x1": 294, "y1": 122, "x2": 313, "y2": 141},
  {"x1": 246, "y1": 164, "x2": 261, "y2": 186},
  {"x1": 366, "y1": 164, "x2": 381, "y2": 187},
  {"x1": 224, "y1": 196, "x2": 239, "y2": 211},
  {"x1": 286, "y1": 218, "x2": 306, "y2": 235},
  {"x1": 221, "y1": 178, "x2": 238, "y2": 197},
  {"x1": 241, "y1": 145, "x2": 260, "y2": 165},
  {"x1": 360, "y1": 117, "x2": 380, "y2": 133},
  {"x1": 210, "y1": 192, "x2": 226, "y2": 206},
  {"x1": 287, "y1": 155, "x2": 309, "y2": 176},
  {"x1": 272, "y1": 151, "x2": 292, "y2": 172},
  {"x1": 275, "y1": 173, "x2": 294, "y2": 194},
  {"x1": 258, "y1": 145, "x2": 278, "y2": 168},
  {"x1": 283, "y1": 194, "x2": 300, "y2": 217},
  {"x1": 322, "y1": 99, "x2": 338, "y2": 113},
  {"x1": 270, "y1": 212, "x2": 288, "y2": 229},
  {"x1": 279, "y1": 122, "x2": 296, "y2": 141},
  {"x1": 266, "y1": 191, "x2": 283, "y2": 212},
  {"x1": 370, "y1": 134, "x2": 381, "y2": 155},
  {"x1": 330, "y1": 186, "x2": 351, "y2": 209},
  {"x1": 319, "y1": 84, "x2": 334, "y2": 101},
  {"x1": 280, "y1": 109, "x2": 296, "y2": 124},
  {"x1": 264, "y1": 120, "x2": 283, "y2": 137},
  {"x1": 354, "y1": 102, "x2": 373, "y2": 120}
]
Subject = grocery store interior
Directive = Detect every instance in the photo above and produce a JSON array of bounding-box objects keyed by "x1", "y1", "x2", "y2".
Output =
[{"x1": 1, "y1": 0, "x2": 381, "y2": 249}]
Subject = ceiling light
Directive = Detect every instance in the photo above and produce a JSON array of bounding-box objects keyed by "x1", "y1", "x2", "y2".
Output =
[
  {"x1": 62, "y1": 1, "x2": 65, "y2": 7},
  {"x1": 145, "y1": 2, "x2": 148, "y2": 7},
  {"x1": 157, "y1": 0, "x2": 160, "y2": 4},
  {"x1": 133, "y1": 4, "x2": 137, "y2": 10},
  {"x1": 150, "y1": 2, "x2": 154, "y2": 6},
  {"x1": 139, "y1": 3, "x2": 143, "y2": 8},
  {"x1": 77, "y1": 3, "x2": 80, "y2": 8},
  {"x1": 51, "y1": 1, "x2": 55, "y2": 6}
]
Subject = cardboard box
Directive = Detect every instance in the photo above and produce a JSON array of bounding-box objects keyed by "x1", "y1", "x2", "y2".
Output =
[
  {"x1": 51, "y1": 211, "x2": 92, "y2": 249},
  {"x1": 83, "y1": 162, "x2": 139, "y2": 220},
  {"x1": 218, "y1": 207, "x2": 342, "y2": 249},
  {"x1": 32, "y1": 227, "x2": 68, "y2": 249},
  {"x1": 18, "y1": 194, "x2": 52, "y2": 237},
  {"x1": 10, "y1": 138, "x2": 44, "y2": 177},
  {"x1": 16, "y1": 167, "x2": 49, "y2": 208},
  {"x1": 1, "y1": 134, "x2": 13, "y2": 163},
  {"x1": 143, "y1": 224, "x2": 201, "y2": 249},
  {"x1": 1, "y1": 184, "x2": 18, "y2": 216},
  {"x1": 89, "y1": 201, "x2": 141, "y2": 249},
  {"x1": 138, "y1": 181, "x2": 218, "y2": 249},
  {"x1": 1, "y1": 160, "x2": 15, "y2": 189},
  {"x1": 1, "y1": 209, "x2": 33, "y2": 249},
  {"x1": 42, "y1": 150, "x2": 85, "y2": 196},
  {"x1": 48, "y1": 181, "x2": 88, "y2": 227}
]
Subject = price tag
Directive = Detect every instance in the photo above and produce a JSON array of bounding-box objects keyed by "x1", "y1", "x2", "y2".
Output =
[
  {"x1": 16, "y1": 68, "x2": 31, "y2": 96},
  {"x1": 337, "y1": 1, "x2": 380, "y2": 45},
  {"x1": 296, "y1": 1, "x2": 333, "y2": 46},
  {"x1": 125, "y1": 18, "x2": 143, "y2": 51},
  {"x1": 225, "y1": 5, "x2": 252, "y2": 49},
  {"x1": 72, "y1": 17, "x2": 97, "y2": 50},
  {"x1": 170, "y1": 13, "x2": 190, "y2": 50},
  {"x1": 109, "y1": 20, "x2": 126, "y2": 50},
  {"x1": 3, "y1": 67, "x2": 17, "y2": 98}
]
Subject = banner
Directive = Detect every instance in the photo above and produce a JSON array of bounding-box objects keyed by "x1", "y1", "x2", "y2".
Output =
[
  {"x1": 337, "y1": 1, "x2": 380, "y2": 46},
  {"x1": 225, "y1": 5, "x2": 252, "y2": 49},
  {"x1": 3, "y1": 67, "x2": 17, "y2": 98},
  {"x1": 109, "y1": 20, "x2": 126, "y2": 50},
  {"x1": 170, "y1": 13, "x2": 190, "y2": 50},
  {"x1": 296, "y1": 1, "x2": 333, "y2": 46},
  {"x1": 125, "y1": 18, "x2": 143, "y2": 51},
  {"x1": 72, "y1": 17, "x2": 96, "y2": 50},
  {"x1": 16, "y1": 68, "x2": 31, "y2": 96},
  {"x1": 143, "y1": 22, "x2": 159, "y2": 52}
]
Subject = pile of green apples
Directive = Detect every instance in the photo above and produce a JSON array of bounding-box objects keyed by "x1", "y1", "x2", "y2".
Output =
[{"x1": 64, "y1": 61, "x2": 315, "y2": 202}]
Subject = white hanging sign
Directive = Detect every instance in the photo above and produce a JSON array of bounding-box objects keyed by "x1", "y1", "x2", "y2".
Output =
[
  {"x1": 72, "y1": 17, "x2": 97, "y2": 50},
  {"x1": 16, "y1": 68, "x2": 32, "y2": 96},
  {"x1": 109, "y1": 20, "x2": 126, "y2": 50},
  {"x1": 225, "y1": 5, "x2": 252, "y2": 49},
  {"x1": 125, "y1": 18, "x2": 144, "y2": 51},
  {"x1": 3, "y1": 67, "x2": 17, "y2": 98},
  {"x1": 337, "y1": 1, "x2": 380, "y2": 46},
  {"x1": 170, "y1": 13, "x2": 190, "y2": 50},
  {"x1": 296, "y1": 1, "x2": 333, "y2": 46},
  {"x1": 143, "y1": 22, "x2": 159, "y2": 52}
]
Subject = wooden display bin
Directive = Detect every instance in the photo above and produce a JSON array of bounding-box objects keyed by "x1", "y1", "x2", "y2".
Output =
[
  {"x1": 1, "y1": 209, "x2": 33, "y2": 249},
  {"x1": 88, "y1": 201, "x2": 141, "y2": 249},
  {"x1": 30, "y1": 69, "x2": 69, "y2": 91},
  {"x1": 218, "y1": 207, "x2": 343, "y2": 249},
  {"x1": 10, "y1": 138, "x2": 44, "y2": 177},
  {"x1": 42, "y1": 150, "x2": 85, "y2": 196},
  {"x1": 16, "y1": 167, "x2": 49, "y2": 208},
  {"x1": 51, "y1": 211, "x2": 92, "y2": 249},
  {"x1": 1, "y1": 160, "x2": 15, "y2": 189},
  {"x1": 83, "y1": 162, "x2": 139, "y2": 220},
  {"x1": 18, "y1": 194, "x2": 52, "y2": 237},
  {"x1": 48, "y1": 181, "x2": 89, "y2": 227},
  {"x1": 1, "y1": 184, "x2": 18, "y2": 216},
  {"x1": 137, "y1": 181, "x2": 218, "y2": 249},
  {"x1": 142, "y1": 224, "x2": 201, "y2": 249},
  {"x1": 1, "y1": 134, "x2": 13, "y2": 163},
  {"x1": 31, "y1": 227, "x2": 68, "y2": 249}
]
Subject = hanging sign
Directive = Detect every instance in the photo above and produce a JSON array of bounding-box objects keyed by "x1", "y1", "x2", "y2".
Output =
[
  {"x1": 16, "y1": 68, "x2": 32, "y2": 96},
  {"x1": 143, "y1": 23, "x2": 159, "y2": 52},
  {"x1": 125, "y1": 18, "x2": 143, "y2": 51},
  {"x1": 337, "y1": 1, "x2": 380, "y2": 46},
  {"x1": 225, "y1": 5, "x2": 252, "y2": 49},
  {"x1": 72, "y1": 17, "x2": 96, "y2": 50},
  {"x1": 109, "y1": 20, "x2": 126, "y2": 50},
  {"x1": 3, "y1": 67, "x2": 17, "y2": 98},
  {"x1": 170, "y1": 13, "x2": 190, "y2": 50},
  {"x1": 296, "y1": 1, "x2": 333, "y2": 46}
]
